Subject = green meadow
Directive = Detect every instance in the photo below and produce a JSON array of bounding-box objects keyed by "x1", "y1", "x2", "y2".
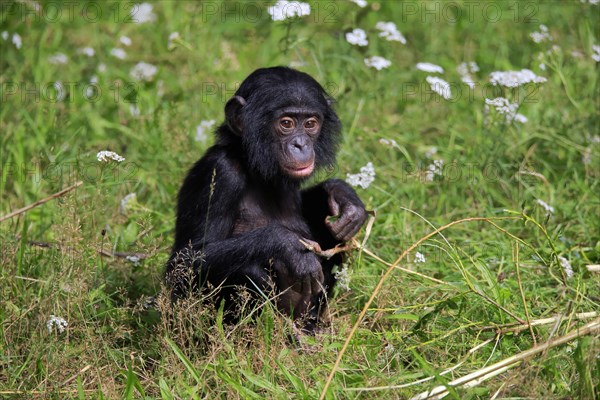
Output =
[{"x1": 0, "y1": 1, "x2": 598, "y2": 398}]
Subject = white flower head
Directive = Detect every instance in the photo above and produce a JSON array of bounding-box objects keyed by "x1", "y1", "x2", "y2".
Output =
[
  {"x1": 489, "y1": 69, "x2": 547, "y2": 87},
  {"x1": 110, "y1": 48, "x2": 127, "y2": 60},
  {"x1": 78, "y1": 47, "x2": 95, "y2": 57},
  {"x1": 120, "y1": 35, "x2": 132, "y2": 46},
  {"x1": 417, "y1": 62, "x2": 444, "y2": 73},
  {"x1": 426, "y1": 76, "x2": 452, "y2": 100},
  {"x1": 424, "y1": 159, "x2": 444, "y2": 181},
  {"x1": 267, "y1": 1, "x2": 311, "y2": 21},
  {"x1": 592, "y1": 45, "x2": 600, "y2": 62},
  {"x1": 349, "y1": 0, "x2": 368, "y2": 7},
  {"x1": 132, "y1": 3, "x2": 157, "y2": 23},
  {"x1": 457, "y1": 62, "x2": 479, "y2": 88},
  {"x1": 98, "y1": 63, "x2": 107, "y2": 73},
  {"x1": 130, "y1": 62, "x2": 158, "y2": 81},
  {"x1": 415, "y1": 252, "x2": 426, "y2": 263},
  {"x1": 47, "y1": 315, "x2": 68, "y2": 334},
  {"x1": 334, "y1": 264, "x2": 351, "y2": 291},
  {"x1": 48, "y1": 53, "x2": 68, "y2": 65},
  {"x1": 119, "y1": 193, "x2": 137, "y2": 214},
  {"x1": 484, "y1": 97, "x2": 527, "y2": 124},
  {"x1": 364, "y1": 56, "x2": 391, "y2": 70},
  {"x1": 346, "y1": 162, "x2": 375, "y2": 189},
  {"x1": 97, "y1": 151, "x2": 125, "y2": 163},
  {"x1": 12, "y1": 33, "x2": 22, "y2": 49},
  {"x1": 558, "y1": 256, "x2": 574, "y2": 278},
  {"x1": 375, "y1": 22, "x2": 406, "y2": 44},
  {"x1": 346, "y1": 28, "x2": 368, "y2": 46},
  {"x1": 168, "y1": 31, "x2": 180, "y2": 48},
  {"x1": 1, "y1": 31, "x2": 8, "y2": 40},
  {"x1": 195, "y1": 119, "x2": 217, "y2": 142},
  {"x1": 535, "y1": 199, "x2": 554, "y2": 214},
  {"x1": 53, "y1": 81, "x2": 66, "y2": 101},
  {"x1": 530, "y1": 24, "x2": 552, "y2": 43}
]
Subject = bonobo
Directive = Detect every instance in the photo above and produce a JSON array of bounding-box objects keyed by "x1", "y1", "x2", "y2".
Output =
[{"x1": 166, "y1": 67, "x2": 367, "y2": 330}]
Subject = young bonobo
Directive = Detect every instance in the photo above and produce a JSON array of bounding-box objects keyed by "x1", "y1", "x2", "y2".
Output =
[{"x1": 166, "y1": 67, "x2": 367, "y2": 331}]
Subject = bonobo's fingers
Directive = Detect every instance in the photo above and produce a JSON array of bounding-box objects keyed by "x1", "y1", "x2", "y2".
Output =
[{"x1": 326, "y1": 203, "x2": 367, "y2": 242}]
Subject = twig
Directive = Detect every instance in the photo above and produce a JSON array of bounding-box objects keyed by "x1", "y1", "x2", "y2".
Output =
[
  {"x1": 0, "y1": 181, "x2": 83, "y2": 223},
  {"x1": 514, "y1": 241, "x2": 536, "y2": 344},
  {"x1": 484, "y1": 312, "x2": 598, "y2": 335},
  {"x1": 62, "y1": 364, "x2": 91, "y2": 386},
  {"x1": 410, "y1": 317, "x2": 600, "y2": 400}
]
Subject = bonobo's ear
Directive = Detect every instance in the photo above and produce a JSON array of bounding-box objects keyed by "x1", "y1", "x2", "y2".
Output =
[{"x1": 225, "y1": 95, "x2": 247, "y2": 135}]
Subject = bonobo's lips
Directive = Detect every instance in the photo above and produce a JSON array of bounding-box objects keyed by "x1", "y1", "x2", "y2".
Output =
[{"x1": 286, "y1": 163, "x2": 314, "y2": 178}]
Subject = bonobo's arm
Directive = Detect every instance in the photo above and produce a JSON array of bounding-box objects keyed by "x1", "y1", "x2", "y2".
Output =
[{"x1": 301, "y1": 178, "x2": 367, "y2": 246}]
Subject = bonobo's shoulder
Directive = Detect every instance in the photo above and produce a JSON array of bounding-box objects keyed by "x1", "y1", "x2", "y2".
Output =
[{"x1": 186, "y1": 145, "x2": 246, "y2": 186}]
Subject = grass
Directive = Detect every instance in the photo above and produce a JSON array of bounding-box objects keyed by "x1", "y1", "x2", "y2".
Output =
[{"x1": 1, "y1": 0, "x2": 599, "y2": 398}]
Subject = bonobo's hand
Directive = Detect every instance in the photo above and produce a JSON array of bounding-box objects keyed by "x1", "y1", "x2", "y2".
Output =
[
  {"x1": 273, "y1": 228, "x2": 325, "y2": 297},
  {"x1": 323, "y1": 179, "x2": 367, "y2": 242}
]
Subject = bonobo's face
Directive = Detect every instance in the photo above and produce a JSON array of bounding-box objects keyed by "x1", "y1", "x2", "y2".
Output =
[{"x1": 272, "y1": 106, "x2": 323, "y2": 179}]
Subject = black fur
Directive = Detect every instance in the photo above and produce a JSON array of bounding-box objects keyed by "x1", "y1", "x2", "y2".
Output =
[{"x1": 166, "y1": 67, "x2": 367, "y2": 329}]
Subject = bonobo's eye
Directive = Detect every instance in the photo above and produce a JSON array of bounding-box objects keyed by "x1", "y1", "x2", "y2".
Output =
[
  {"x1": 304, "y1": 118, "x2": 320, "y2": 132},
  {"x1": 279, "y1": 117, "x2": 295, "y2": 132}
]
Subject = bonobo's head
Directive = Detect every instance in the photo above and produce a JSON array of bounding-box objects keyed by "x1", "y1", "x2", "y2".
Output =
[{"x1": 220, "y1": 67, "x2": 341, "y2": 182}]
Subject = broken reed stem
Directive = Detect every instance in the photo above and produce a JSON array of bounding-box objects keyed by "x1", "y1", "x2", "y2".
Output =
[
  {"x1": 410, "y1": 317, "x2": 600, "y2": 400},
  {"x1": 0, "y1": 181, "x2": 83, "y2": 223},
  {"x1": 319, "y1": 216, "x2": 520, "y2": 400}
]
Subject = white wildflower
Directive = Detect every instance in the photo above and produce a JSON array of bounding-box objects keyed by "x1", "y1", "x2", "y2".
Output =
[
  {"x1": 132, "y1": 2, "x2": 157, "y2": 23},
  {"x1": 98, "y1": 63, "x2": 107, "y2": 73},
  {"x1": 12, "y1": 33, "x2": 22, "y2": 49},
  {"x1": 53, "y1": 81, "x2": 65, "y2": 101},
  {"x1": 580, "y1": 0, "x2": 599, "y2": 4},
  {"x1": 530, "y1": 24, "x2": 552, "y2": 43},
  {"x1": 424, "y1": 146, "x2": 438, "y2": 159},
  {"x1": 416, "y1": 62, "x2": 444, "y2": 73},
  {"x1": 346, "y1": 162, "x2": 375, "y2": 189},
  {"x1": 78, "y1": 47, "x2": 95, "y2": 57},
  {"x1": 592, "y1": 45, "x2": 600, "y2": 62},
  {"x1": 126, "y1": 255, "x2": 141, "y2": 265},
  {"x1": 97, "y1": 151, "x2": 125, "y2": 163},
  {"x1": 457, "y1": 62, "x2": 479, "y2": 88},
  {"x1": 129, "y1": 104, "x2": 140, "y2": 116},
  {"x1": 120, "y1": 35, "x2": 132, "y2": 46},
  {"x1": 85, "y1": 75, "x2": 98, "y2": 99},
  {"x1": 571, "y1": 50, "x2": 584, "y2": 58},
  {"x1": 267, "y1": 1, "x2": 311, "y2": 21},
  {"x1": 364, "y1": 56, "x2": 391, "y2": 70},
  {"x1": 119, "y1": 193, "x2": 137, "y2": 214},
  {"x1": 424, "y1": 159, "x2": 443, "y2": 181},
  {"x1": 379, "y1": 138, "x2": 398, "y2": 147},
  {"x1": 47, "y1": 315, "x2": 68, "y2": 334},
  {"x1": 195, "y1": 119, "x2": 217, "y2": 142},
  {"x1": 334, "y1": 265, "x2": 351, "y2": 291},
  {"x1": 110, "y1": 48, "x2": 127, "y2": 60},
  {"x1": 426, "y1": 76, "x2": 451, "y2": 100},
  {"x1": 415, "y1": 252, "x2": 426, "y2": 263},
  {"x1": 48, "y1": 53, "x2": 68, "y2": 65},
  {"x1": 350, "y1": 0, "x2": 368, "y2": 7},
  {"x1": 535, "y1": 199, "x2": 554, "y2": 214},
  {"x1": 484, "y1": 97, "x2": 527, "y2": 124},
  {"x1": 375, "y1": 22, "x2": 406, "y2": 44},
  {"x1": 489, "y1": 69, "x2": 547, "y2": 87},
  {"x1": 346, "y1": 28, "x2": 368, "y2": 46},
  {"x1": 1, "y1": 31, "x2": 8, "y2": 40},
  {"x1": 130, "y1": 62, "x2": 158, "y2": 82},
  {"x1": 539, "y1": 63, "x2": 546, "y2": 71},
  {"x1": 168, "y1": 31, "x2": 180, "y2": 49},
  {"x1": 558, "y1": 256, "x2": 574, "y2": 278}
]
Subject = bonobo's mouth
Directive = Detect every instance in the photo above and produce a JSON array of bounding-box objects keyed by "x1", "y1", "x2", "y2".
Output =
[{"x1": 285, "y1": 163, "x2": 314, "y2": 178}]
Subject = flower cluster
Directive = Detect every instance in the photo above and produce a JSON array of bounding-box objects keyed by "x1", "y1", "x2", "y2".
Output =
[
  {"x1": 334, "y1": 265, "x2": 351, "y2": 291},
  {"x1": 267, "y1": 1, "x2": 311, "y2": 21},
  {"x1": 48, "y1": 53, "x2": 68, "y2": 65},
  {"x1": 592, "y1": 45, "x2": 600, "y2": 62},
  {"x1": 346, "y1": 162, "x2": 375, "y2": 189},
  {"x1": 375, "y1": 22, "x2": 406, "y2": 44},
  {"x1": 426, "y1": 76, "x2": 451, "y2": 100},
  {"x1": 489, "y1": 69, "x2": 547, "y2": 87},
  {"x1": 47, "y1": 315, "x2": 68, "y2": 334},
  {"x1": 2, "y1": 31, "x2": 22, "y2": 49},
  {"x1": 364, "y1": 56, "x2": 391, "y2": 70},
  {"x1": 415, "y1": 252, "x2": 426, "y2": 263},
  {"x1": 196, "y1": 120, "x2": 217, "y2": 142},
  {"x1": 132, "y1": 3, "x2": 157, "y2": 23},
  {"x1": 558, "y1": 256, "x2": 574, "y2": 278},
  {"x1": 530, "y1": 24, "x2": 552, "y2": 43},
  {"x1": 424, "y1": 159, "x2": 444, "y2": 181},
  {"x1": 485, "y1": 97, "x2": 528, "y2": 124},
  {"x1": 350, "y1": 0, "x2": 368, "y2": 7},
  {"x1": 97, "y1": 151, "x2": 125, "y2": 163},
  {"x1": 110, "y1": 48, "x2": 127, "y2": 60},
  {"x1": 130, "y1": 62, "x2": 158, "y2": 81},
  {"x1": 457, "y1": 61, "x2": 479, "y2": 88},
  {"x1": 78, "y1": 47, "x2": 95, "y2": 57},
  {"x1": 417, "y1": 62, "x2": 444, "y2": 74},
  {"x1": 346, "y1": 28, "x2": 368, "y2": 46}
]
